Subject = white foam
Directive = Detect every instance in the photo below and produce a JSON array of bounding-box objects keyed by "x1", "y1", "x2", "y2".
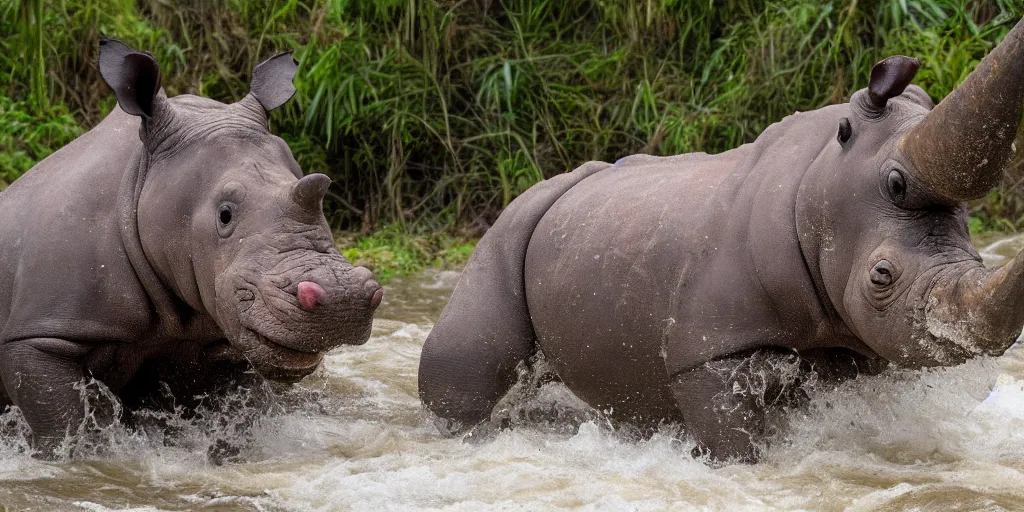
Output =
[{"x1": 4, "y1": 275, "x2": 1024, "y2": 509}]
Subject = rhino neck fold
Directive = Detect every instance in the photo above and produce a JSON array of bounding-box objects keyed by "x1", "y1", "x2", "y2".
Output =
[
  {"x1": 793, "y1": 154, "x2": 846, "y2": 325},
  {"x1": 118, "y1": 147, "x2": 212, "y2": 340},
  {"x1": 792, "y1": 146, "x2": 873, "y2": 354}
]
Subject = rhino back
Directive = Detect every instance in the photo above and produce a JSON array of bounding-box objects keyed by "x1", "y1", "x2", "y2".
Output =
[
  {"x1": 525, "y1": 150, "x2": 745, "y2": 420},
  {"x1": 524, "y1": 106, "x2": 846, "y2": 419},
  {"x1": 0, "y1": 109, "x2": 153, "y2": 344}
]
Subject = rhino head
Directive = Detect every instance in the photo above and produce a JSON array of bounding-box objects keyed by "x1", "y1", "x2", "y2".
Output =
[
  {"x1": 797, "y1": 18, "x2": 1024, "y2": 366},
  {"x1": 98, "y1": 39, "x2": 382, "y2": 382}
]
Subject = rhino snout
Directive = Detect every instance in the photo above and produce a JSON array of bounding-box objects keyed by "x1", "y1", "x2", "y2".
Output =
[
  {"x1": 294, "y1": 270, "x2": 383, "y2": 311},
  {"x1": 220, "y1": 257, "x2": 381, "y2": 371},
  {"x1": 350, "y1": 265, "x2": 384, "y2": 310}
]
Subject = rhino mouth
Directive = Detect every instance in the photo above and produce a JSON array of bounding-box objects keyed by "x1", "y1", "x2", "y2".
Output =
[{"x1": 237, "y1": 329, "x2": 326, "y2": 383}]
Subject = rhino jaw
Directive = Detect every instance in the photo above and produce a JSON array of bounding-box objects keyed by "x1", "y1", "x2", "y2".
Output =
[{"x1": 237, "y1": 329, "x2": 326, "y2": 382}]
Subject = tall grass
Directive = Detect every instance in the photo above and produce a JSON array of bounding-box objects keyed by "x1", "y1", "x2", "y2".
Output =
[{"x1": 2, "y1": 0, "x2": 1024, "y2": 231}]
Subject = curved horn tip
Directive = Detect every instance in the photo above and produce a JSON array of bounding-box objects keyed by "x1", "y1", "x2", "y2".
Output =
[
  {"x1": 900, "y1": 17, "x2": 1024, "y2": 201},
  {"x1": 291, "y1": 173, "x2": 331, "y2": 204}
]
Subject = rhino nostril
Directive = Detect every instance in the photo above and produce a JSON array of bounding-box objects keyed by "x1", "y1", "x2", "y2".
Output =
[
  {"x1": 870, "y1": 260, "x2": 895, "y2": 286},
  {"x1": 370, "y1": 288, "x2": 384, "y2": 309},
  {"x1": 297, "y1": 281, "x2": 326, "y2": 310},
  {"x1": 235, "y1": 289, "x2": 255, "y2": 312}
]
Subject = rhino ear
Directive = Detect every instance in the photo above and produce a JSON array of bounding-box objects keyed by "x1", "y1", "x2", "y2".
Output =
[
  {"x1": 249, "y1": 52, "x2": 298, "y2": 112},
  {"x1": 98, "y1": 38, "x2": 163, "y2": 119},
  {"x1": 867, "y1": 55, "x2": 921, "y2": 110}
]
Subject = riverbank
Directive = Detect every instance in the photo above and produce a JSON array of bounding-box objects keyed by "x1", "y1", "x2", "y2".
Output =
[
  {"x1": 6, "y1": 1, "x2": 1024, "y2": 231},
  {"x1": 337, "y1": 225, "x2": 477, "y2": 283},
  {"x1": 341, "y1": 221, "x2": 1018, "y2": 284}
]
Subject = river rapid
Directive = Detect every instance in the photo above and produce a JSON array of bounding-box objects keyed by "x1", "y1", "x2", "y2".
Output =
[{"x1": 4, "y1": 238, "x2": 1024, "y2": 511}]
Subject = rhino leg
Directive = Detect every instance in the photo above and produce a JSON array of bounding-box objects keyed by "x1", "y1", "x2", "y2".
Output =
[
  {"x1": 670, "y1": 348, "x2": 804, "y2": 464},
  {"x1": 417, "y1": 250, "x2": 536, "y2": 435},
  {"x1": 0, "y1": 339, "x2": 89, "y2": 455},
  {"x1": 419, "y1": 161, "x2": 611, "y2": 435}
]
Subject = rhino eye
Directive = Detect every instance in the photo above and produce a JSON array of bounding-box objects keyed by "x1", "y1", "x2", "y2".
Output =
[
  {"x1": 219, "y1": 205, "x2": 233, "y2": 225},
  {"x1": 886, "y1": 169, "x2": 906, "y2": 203}
]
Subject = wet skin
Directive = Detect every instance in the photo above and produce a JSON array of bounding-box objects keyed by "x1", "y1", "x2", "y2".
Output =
[
  {"x1": 420, "y1": 19, "x2": 1024, "y2": 462},
  {"x1": 0, "y1": 40, "x2": 382, "y2": 453}
]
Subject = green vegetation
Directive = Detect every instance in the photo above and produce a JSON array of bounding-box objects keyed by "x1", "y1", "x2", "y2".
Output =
[
  {"x1": 337, "y1": 224, "x2": 475, "y2": 282},
  {"x1": 3, "y1": 0, "x2": 1024, "y2": 257}
]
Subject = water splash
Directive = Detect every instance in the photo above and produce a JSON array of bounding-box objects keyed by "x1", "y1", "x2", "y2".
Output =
[{"x1": 1, "y1": 269, "x2": 1024, "y2": 510}]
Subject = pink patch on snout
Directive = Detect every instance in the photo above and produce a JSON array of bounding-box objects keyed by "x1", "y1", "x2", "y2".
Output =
[
  {"x1": 370, "y1": 287, "x2": 384, "y2": 309},
  {"x1": 297, "y1": 281, "x2": 326, "y2": 311}
]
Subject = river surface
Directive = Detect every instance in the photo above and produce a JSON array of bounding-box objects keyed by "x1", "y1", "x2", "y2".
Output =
[{"x1": 5, "y1": 237, "x2": 1024, "y2": 510}]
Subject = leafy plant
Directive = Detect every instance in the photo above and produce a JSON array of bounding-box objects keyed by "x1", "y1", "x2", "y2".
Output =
[{"x1": 3, "y1": 0, "x2": 1024, "y2": 233}]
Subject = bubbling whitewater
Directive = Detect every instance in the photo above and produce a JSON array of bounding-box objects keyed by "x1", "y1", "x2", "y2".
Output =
[{"x1": 3, "y1": 239, "x2": 1024, "y2": 510}]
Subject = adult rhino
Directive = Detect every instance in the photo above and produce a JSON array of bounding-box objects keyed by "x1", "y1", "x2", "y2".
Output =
[
  {"x1": 420, "y1": 18, "x2": 1024, "y2": 462},
  {"x1": 0, "y1": 39, "x2": 383, "y2": 453}
]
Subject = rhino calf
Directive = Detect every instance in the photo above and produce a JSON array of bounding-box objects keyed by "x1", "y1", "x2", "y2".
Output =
[
  {"x1": 0, "y1": 39, "x2": 382, "y2": 453},
  {"x1": 419, "y1": 18, "x2": 1024, "y2": 462}
]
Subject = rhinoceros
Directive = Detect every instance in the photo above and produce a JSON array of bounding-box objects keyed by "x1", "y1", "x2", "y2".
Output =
[
  {"x1": 0, "y1": 39, "x2": 383, "y2": 453},
  {"x1": 419, "y1": 18, "x2": 1024, "y2": 462}
]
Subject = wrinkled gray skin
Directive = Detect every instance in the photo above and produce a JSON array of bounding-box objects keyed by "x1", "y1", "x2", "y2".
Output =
[
  {"x1": 0, "y1": 39, "x2": 382, "y2": 454},
  {"x1": 420, "y1": 18, "x2": 1024, "y2": 463}
]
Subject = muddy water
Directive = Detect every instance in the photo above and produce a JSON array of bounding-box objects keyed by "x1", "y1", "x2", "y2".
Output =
[{"x1": 4, "y1": 239, "x2": 1024, "y2": 511}]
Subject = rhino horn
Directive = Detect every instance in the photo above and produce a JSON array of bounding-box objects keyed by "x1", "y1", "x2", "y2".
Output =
[
  {"x1": 290, "y1": 173, "x2": 331, "y2": 212},
  {"x1": 901, "y1": 17, "x2": 1024, "y2": 202},
  {"x1": 927, "y1": 250, "x2": 1024, "y2": 357}
]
